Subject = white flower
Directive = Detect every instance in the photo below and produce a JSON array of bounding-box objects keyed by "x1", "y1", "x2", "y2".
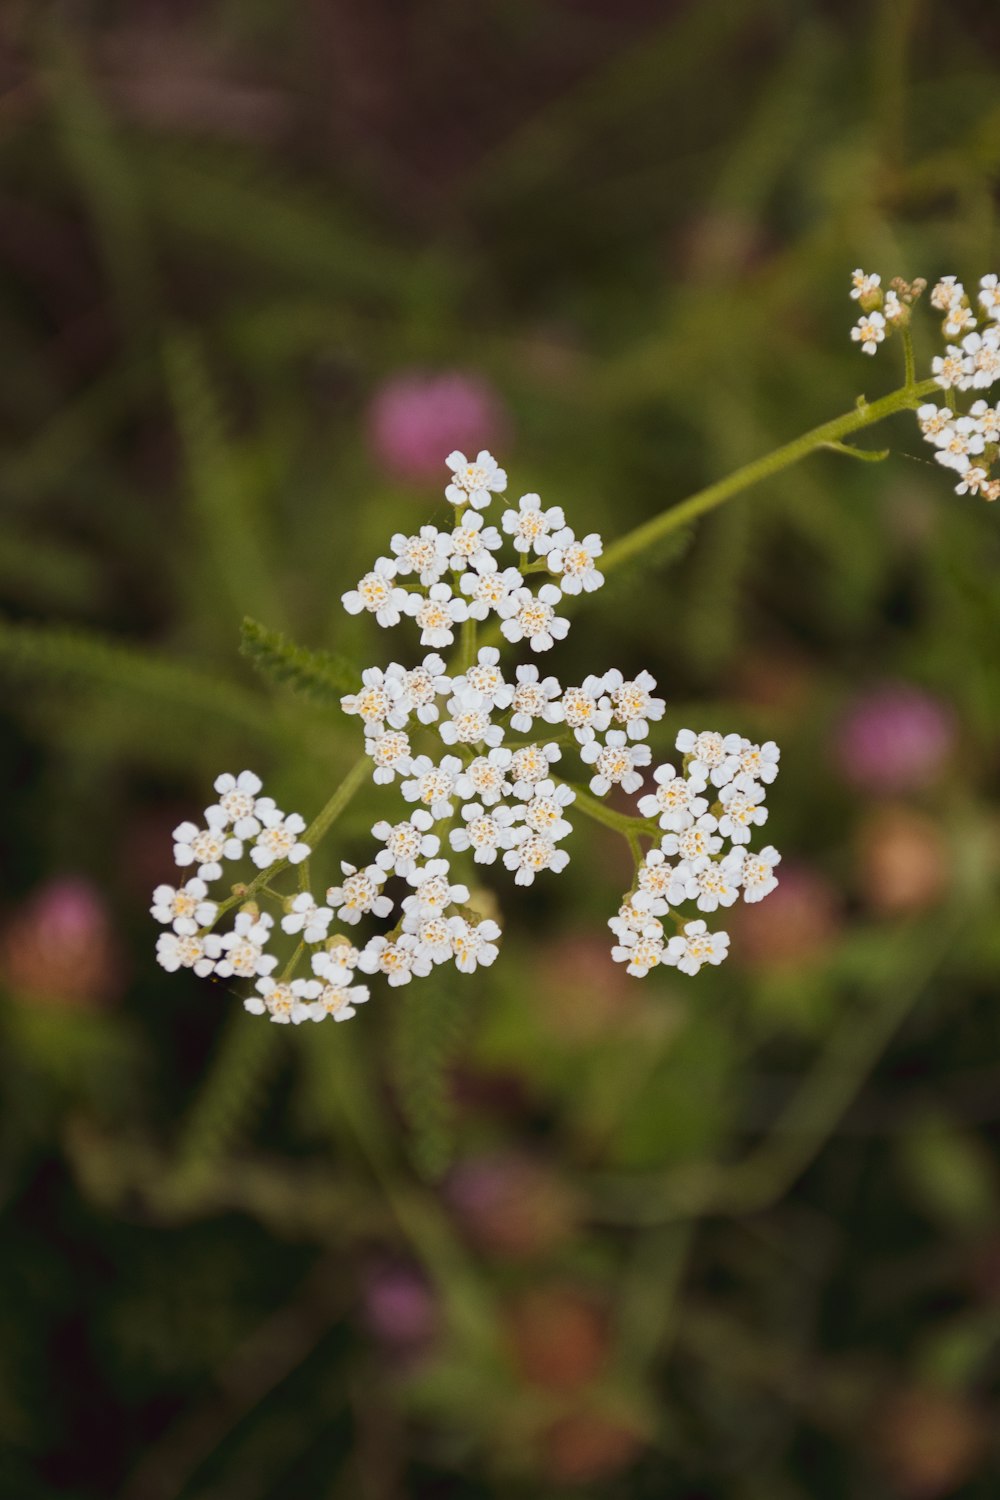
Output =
[
  {"x1": 365, "y1": 728, "x2": 414, "y2": 784},
  {"x1": 150, "y1": 878, "x2": 217, "y2": 935},
  {"x1": 306, "y1": 962, "x2": 370, "y2": 1022},
  {"x1": 401, "y1": 754, "x2": 464, "y2": 819},
  {"x1": 671, "y1": 851, "x2": 744, "y2": 913},
  {"x1": 634, "y1": 848, "x2": 677, "y2": 914},
  {"x1": 385, "y1": 654, "x2": 452, "y2": 726},
  {"x1": 357, "y1": 933, "x2": 432, "y2": 986},
  {"x1": 917, "y1": 403, "x2": 953, "y2": 440},
  {"x1": 734, "y1": 738, "x2": 780, "y2": 786},
  {"x1": 637, "y1": 763, "x2": 709, "y2": 832},
  {"x1": 738, "y1": 845, "x2": 781, "y2": 903},
  {"x1": 439, "y1": 694, "x2": 504, "y2": 748},
  {"x1": 602, "y1": 668, "x2": 665, "y2": 740},
  {"x1": 497, "y1": 584, "x2": 569, "y2": 651},
  {"x1": 608, "y1": 895, "x2": 658, "y2": 940},
  {"x1": 449, "y1": 802, "x2": 520, "y2": 864},
  {"x1": 943, "y1": 299, "x2": 977, "y2": 338},
  {"x1": 400, "y1": 912, "x2": 455, "y2": 965},
  {"x1": 509, "y1": 664, "x2": 563, "y2": 733},
  {"x1": 173, "y1": 811, "x2": 242, "y2": 882},
  {"x1": 930, "y1": 276, "x2": 964, "y2": 311},
  {"x1": 508, "y1": 742, "x2": 561, "y2": 798},
  {"x1": 978, "y1": 274, "x2": 1000, "y2": 318},
  {"x1": 340, "y1": 666, "x2": 405, "y2": 733},
  {"x1": 244, "y1": 976, "x2": 317, "y2": 1025},
  {"x1": 206, "y1": 770, "x2": 263, "y2": 838},
  {"x1": 445, "y1": 449, "x2": 507, "y2": 511},
  {"x1": 454, "y1": 646, "x2": 514, "y2": 711},
  {"x1": 717, "y1": 778, "x2": 768, "y2": 845},
  {"x1": 546, "y1": 528, "x2": 605, "y2": 595},
  {"x1": 969, "y1": 400, "x2": 1000, "y2": 442},
  {"x1": 932, "y1": 346, "x2": 972, "y2": 391},
  {"x1": 390, "y1": 526, "x2": 450, "y2": 586},
  {"x1": 280, "y1": 891, "x2": 333, "y2": 943},
  {"x1": 932, "y1": 417, "x2": 985, "y2": 475},
  {"x1": 850, "y1": 269, "x2": 881, "y2": 301},
  {"x1": 402, "y1": 857, "x2": 470, "y2": 916},
  {"x1": 955, "y1": 465, "x2": 991, "y2": 497},
  {"x1": 341, "y1": 557, "x2": 407, "y2": 627},
  {"x1": 675, "y1": 727, "x2": 742, "y2": 787},
  {"x1": 460, "y1": 565, "x2": 523, "y2": 620},
  {"x1": 373, "y1": 812, "x2": 439, "y2": 878},
  {"x1": 518, "y1": 779, "x2": 575, "y2": 840},
  {"x1": 611, "y1": 921, "x2": 666, "y2": 978},
  {"x1": 502, "y1": 831, "x2": 570, "y2": 886},
  {"x1": 659, "y1": 812, "x2": 723, "y2": 864},
  {"x1": 851, "y1": 310, "x2": 886, "y2": 355},
  {"x1": 438, "y1": 510, "x2": 503, "y2": 573},
  {"x1": 559, "y1": 676, "x2": 613, "y2": 744},
  {"x1": 883, "y1": 289, "x2": 905, "y2": 324},
  {"x1": 961, "y1": 327, "x2": 1000, "y2": 389},
  {"x1": 501, "y1": 492, "x2": 566, "y2": 555},
  {"x1": 155, "y1": 930, "x2": 220, "y2": 977},
  {"x1": 455, "y1": 747, "x2": 514, "y2": 806},
  {"x1": 250, "y1": 801, "x2": 310, "y2": 868},
  {"x1": 403, "y1": 582, "x2": 469, "y2": 648},
  {"x1": 215, "y1": 911, "x2": 277, "y2": 980},
  {"x1": 326, "y1": 861, "x2": 393, "y2": 924},
  {"x1": 448, "y1": 916, "x2": 501, "y2": 973},
  {"x1": 665, "y1": 920, "x2": 730, "y2": 976},
  {"x1": 579, "y1": 729, "x2": 650, "y2": 796}
]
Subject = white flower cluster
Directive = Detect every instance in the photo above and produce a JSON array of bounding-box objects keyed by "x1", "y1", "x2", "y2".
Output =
[
  {"x1": 341, "y1": 450, "x2": 605, "y2": 652},
  {"x1": 849, "y1": 270, "x2": 1000, "y2": 502},
  {"x1": 607, "y1": 727, "x2": 781, "y2": 978}
]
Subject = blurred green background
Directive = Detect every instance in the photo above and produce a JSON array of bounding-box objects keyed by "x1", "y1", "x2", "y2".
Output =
[{"x1": 2, "y1": 1, "x2": 1000, "y2": 1495}]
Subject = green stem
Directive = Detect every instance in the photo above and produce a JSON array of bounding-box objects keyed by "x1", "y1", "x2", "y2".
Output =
[
  {"x1": 564, "y1": 779, "x2": 648, "y2": 836},
  {"x1": 459, "y1": 614, "x2": 477, "y2": 673},
  {"x1": 600, "y1": 377, "x2": 937, "y2": 576},
  {"x1": 901, "y1": 327, "x2": 916, "y2": 390}
]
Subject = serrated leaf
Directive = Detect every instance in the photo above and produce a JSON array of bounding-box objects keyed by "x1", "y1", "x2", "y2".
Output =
[
  {"x1": 240, "y1": 616, "x2": 361, "y2": 703},
  {"x1": 391, "y1": 976, "x2": 471, "y2": 1181}
]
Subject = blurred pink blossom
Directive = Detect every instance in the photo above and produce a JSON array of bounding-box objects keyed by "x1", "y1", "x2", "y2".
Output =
[
  {"x1": 366, "y1": 370, "x2": 509, "y2": 483},
  {"x1": 833, "y1": 684, "x2": 956, "y2": 792},
  {"x1": 1, "y1": 876, "x2": 124, "y2": 1009},
  {"x1": 361, "y1": 1260, "x2": 438, "y2": 1359}
]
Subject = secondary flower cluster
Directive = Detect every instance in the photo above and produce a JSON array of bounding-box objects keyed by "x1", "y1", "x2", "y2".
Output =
[
  {"x1": 849, "y1": 270, "x2": 1000, "y2": 501},
  {"x1": 153, "y1": 450, "x2": 782, "y2": 1022}
]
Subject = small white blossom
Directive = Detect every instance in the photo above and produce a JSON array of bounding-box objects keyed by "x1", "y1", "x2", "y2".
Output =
[
  {"x1": 306, "y1": 960, "x2": 370, "y2": 1022},
  {"x1": 671, "y1": 851, "x2": 744, "y2": 913},
  {"x1": 734, "y1": 738, "x2": 781, "y2": 786},
  {"x1": 438, "y1": 510, "x2": 503, "y2": 573},
  {"x1": 454, "y1": 646, "x2": 514, "y2": 711},
  {"x1": 151, "y1": 878, "x2": 217, "y2": 935},
  {"x1": 373, "y1": 811, "x2": 439, "y2": 878},
  {"x1": 932, "y1": 417, "x2": 985, "y2": 475},
  {"x1": 326, "y1": 861, "x2": 393, "y2": 924},
  {"x1": 961, "y1": 327, "x2": 1000, "y2": 389},
  {"x1": 386, "y1": 654, "x2": 453, "y2": 725},
  {"x1": 665, "y1": 920, "x2": 730, "y2": 976},
  {"x1": 365, "y1": 728, "x2": 414, "y2": 784},
  {"x1": 244, "y1": 976, "x2": 318, "y2": 1025},
  {"x1": 943, "y1": 299, "x2": 977, "y2": 338},
  {"x1": 501, "y1": 492, "x2": 566, "y2": 555},
  {"x1": 917, "y1": 403, "x2": 953, "y2": 440},
  {"x1": 546, "y1": 528, "x2": 605, "y2": 594},
  {"x1": 932, "y1": 345, "x2": 972, "y2": 391},
  {"x1": 559, "y1": 676, "x2": 613, "y2": 744},
  {"x1": 341, "y1": 557, "x2": 407, "y2": 627},
  {"x1": 737, "y1": 845, "x2": 781, "y2": 903},
  {"x1": 954, "y1": 465, "x2": 991, "y2": 497},
  {"x1": 400, "y1": 912, "x2": 455, "y2": 965},
  {"x1": 449, "y1": 802, "x2": 520, "y2": 863},
  {"x1": 978, "y1": 274, "x2": 1000, "y2": 318},
  {"x1": 455, "y1": 747, "x2": 514, "y2": 806},
  {"x1": 403, "y1": 582, "x2": 470, "y2": 649},
  {"x1": 930, "y1": 276, "x2": 964, "y2": 311},
  {"x1": 969, "y1": 400, "x2": 1000, "y2": 442},
  {"x1": 850, "y1": 269, "x2": 881, "y2": 302},
  {"x1": 611, "y1": 921, "x2": 666, "y2": 978},
  {"x1": 358, "y1": 933, "x2": 432, "y2": 986},
  {"x1": 509, "y1": 742, "x2": 561, "y2": 798},
  {"x1": 883, "y1": 289, "x2": 905, "y2": 324},
  {"x1": 502, "y1": 831, "x2": 570, "y2": 885},
  {"x1": 460, "y1": 565, "x2": 523, "y2": 620},
  {"x1": 403, "y1": 857, "x2": 470, "y2": 916},
  {"x1": 518, "y1": 779, "x2": 575, "y2": 841},
  {"x1": 401, "y1": 754, "x2": 464, "y2": 819},
  {"x1": 340, "y1": 666, "x2": 405, "y2": 733},
  {"x1": 851, "y1": 310, "x2": 886, "y2": 355},
  {"x1": 250, "y1": 801, "x2": 310, "y2": 868},
  {"x1": 439, "y1": 695, "x2": 504, "y2": 748},
  {"x1": 509, "y1": 664, "x2": 563, "y2": 733},
  {"x1": 608, "y1": 895, "x2": 659, "y2": 940},
  {"x1": 390, "y1": 526, "x2": 450, "y2": 586},
  {"x1": 215, "y1": 911, "x2": 277, "y2": 980},
  {"x1": 445, "y1": 449, "x2": 507, "y2": 511},
  {"x1": 717, "y1": 778, "x2": 768, "y2": 845},
  {"x1": 675, "y1": 728, "x2": 742, "y2": 787},
  {"x1": 579, "y1": 730, "x2": 651, "y2": 796},
  {"x1": 281, "y1": 892, "x2": 333, "y2": 943},
  {"x1": 634, "y1": 848, "x2": 678, "y2": 915},
  {"x1": 660, "y1": 812, "x2": 723, "y2": 864},
  {"x1": 207, "y1": 770, "x2": 264, "y2": 838},
  {"x1": 156, "y1": 930, "x2": 220, "y2": 977},
  {"x1": 497, "y1": 584, "x2": 570, "y2": 652},
  {"x1": 637, "y1": 763, "x2": 709, "y2": 832},
  {"x1": 172, "y1": 811, "x2": 242, "y2": 882},
  {"x1": 603, "y1": 668, "x2": 665, "y2": 740},
  {"x1": 448, "y1": 916, "x2": 501, "y2": 973}
]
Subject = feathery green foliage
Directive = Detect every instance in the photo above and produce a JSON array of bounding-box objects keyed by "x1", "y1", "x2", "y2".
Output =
[
  {"x1": 240, "y1": 616, "x2": 362, "y2": 703},
  {"x1": 391, "y1": 976, "x2": 471, "y2": 1181}
]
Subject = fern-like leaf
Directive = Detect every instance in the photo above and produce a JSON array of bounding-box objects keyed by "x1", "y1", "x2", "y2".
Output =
[
  {"x1": 240, "y1": 615, "x2": 361, "y2": 703},
  {"x1": 391, "y1": 976, "x2": 470, "y2": 1181}
]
